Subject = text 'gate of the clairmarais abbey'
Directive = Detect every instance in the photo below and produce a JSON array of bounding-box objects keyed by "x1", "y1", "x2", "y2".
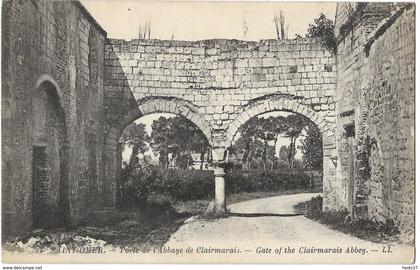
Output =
[{"x1": 1, "y1": 1, "x2": 415, "y2": 243}]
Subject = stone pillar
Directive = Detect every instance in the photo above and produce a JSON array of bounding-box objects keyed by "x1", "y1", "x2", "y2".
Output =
[
  {"x1": 213, "y1": 166, "x2": 226, "y2": 213},
  {"x1": 211, "y1": 145, "x2": 228, "y2": 213}
]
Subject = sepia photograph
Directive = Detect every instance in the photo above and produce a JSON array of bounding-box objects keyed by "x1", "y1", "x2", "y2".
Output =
[{"x1": 0, "y1": 0, "x2": 416, "y2": 266}]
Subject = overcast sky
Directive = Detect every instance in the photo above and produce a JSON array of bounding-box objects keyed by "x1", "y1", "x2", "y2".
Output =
[{"x1": 81, "y1": 1, "x2": 336, "y2": 41}]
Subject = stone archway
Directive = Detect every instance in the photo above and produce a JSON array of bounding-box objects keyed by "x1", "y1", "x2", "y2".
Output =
[
  {"x1": 117, "y1": 97, "x2": 213, "y2": 145},
  {"x1": 104, "y1": 97, "x2": 214, "y2": 208},
  {"x1": 225, "y1": 97, "x2": 334, "y2": 144},
  {"x1": 211, "y1": 97, "x2": 337, "y2": 213},
  {"x1": 31, "y1": 77, "x2": 70, "y2": 228}
]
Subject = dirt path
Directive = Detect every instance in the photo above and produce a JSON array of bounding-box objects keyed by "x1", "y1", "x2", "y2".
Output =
[
  {"x1": 164, "y1": 193, "x2": 414, "y2": 263},
  {"x1": 3, "y1": 193, "x2": 413, "y2": 264}
]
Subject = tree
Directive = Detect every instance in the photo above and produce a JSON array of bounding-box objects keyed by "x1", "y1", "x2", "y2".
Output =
[
  {"x1": 138, "y1": 19, "x2": 151, "y2": 40},
  {"x1": 284, "y1": 114, "x2": 307, "y2": 167},
  {"x1": 265, "y1": 144, "x2": 277, "y2": 170},
  {"x1": 233, "y1": 116, "x2": 287, "y2": 170},
  {"x1": 233, "y1": 113, "x2": 318, "y2": 170},
  {"x1": 267, "y1": 116, "x2": 287, "y2": 157},
  {"x1": 190, "y1": 124, "x2": 211, "y2": 170},
  {"x1": 119, "y1": 122, "x2": 150, "y2": 206},
  {"x1": 255, "y1": 118, "x2": 276, "y2": 170},
  {"x1": 150, "y1": 117, "x2": 173, "y2": 168},
  {"x1": 170, "y1": 116, "x2": 210, "y2": 169},
  {"x1": 300, "y1": 123, "x2": 323, "y2": 170},
  {"x1": 233, "y1": 117, "x2": 259, "y2": 170},
  {"x1": 306, "y1": 13, "x2": 336, "y2": 53},
  {"x1": 278, "y1": 145, "x2": 289, "y2": 162},
  {"x1": 233, "y1": 117, "x2": 274, "y2": 170},
  {"x1": 121, "y1": 122, "x2": 150, "y2": 169},
  {"x1": 149, "y1": 116, "x2": 210, "y2": 169},
  {"x1": 273, "y1": 10, "x2": 288, "y2": 40}
]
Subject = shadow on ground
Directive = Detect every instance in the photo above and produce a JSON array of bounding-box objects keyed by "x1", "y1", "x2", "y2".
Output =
[{"x1": 228, "y1": 212, "x2": 304, "y2": 218}]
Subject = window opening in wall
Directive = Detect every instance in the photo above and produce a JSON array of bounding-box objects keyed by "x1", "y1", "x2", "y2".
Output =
[
  {"x1": 344, "y1": 123, "x2": 355, "y2": 137},
  {"x1": 340, "y1": 109, "x2": 355, "y2": 138}
]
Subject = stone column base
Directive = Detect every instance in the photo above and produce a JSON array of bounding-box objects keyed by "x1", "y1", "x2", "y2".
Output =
[{"x1": 213, "y1": 166, "x2": 226, "y2": 213}]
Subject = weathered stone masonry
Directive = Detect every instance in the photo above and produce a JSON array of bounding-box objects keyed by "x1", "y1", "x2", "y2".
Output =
[
  {"x1": 2, "y1": 0, "x2": 107, "y2": 236},
  {"x1": 102, "y1": 38, "x2": 339, "y2": 212},
  {"x1": 1, "y1": 0, "x2": 415, "y2": 243},
  {"x1": 335, "y1": 3, "x2": 415, "y2": 243}
]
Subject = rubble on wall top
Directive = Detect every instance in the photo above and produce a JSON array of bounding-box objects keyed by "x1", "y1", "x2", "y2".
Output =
[
  {"x1": 106, "y1": 37, "x2": 323, "y2": 49},
  {"x1": 364, "y1": 3, "x2": 414, "y2": 56}
]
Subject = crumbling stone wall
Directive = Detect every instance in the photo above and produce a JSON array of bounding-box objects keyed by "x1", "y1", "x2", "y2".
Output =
[
  {"x1": 2, "y1": 0, "x2": 107, "y2": 236},
  {"x1": 335, "y1": 3, "x2": 415, "y2": 243},
  {"x1": 103, "y1": 38, "x2": 340, "y2": 211},
  {"x1": 104, "y1": 38, "x2": 336, "y2": 133}
]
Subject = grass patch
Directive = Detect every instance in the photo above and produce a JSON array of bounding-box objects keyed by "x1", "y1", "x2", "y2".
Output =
[
  {"x1": 295, "y1": 196, "x2": 400, "y2": 244},
  {"x1": 173, "y1": 200, "x2": 212, "y2": 215}
]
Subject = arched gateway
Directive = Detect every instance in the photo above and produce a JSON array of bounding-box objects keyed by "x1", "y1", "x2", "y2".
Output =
[{"x1": 104, "y1": 38, "x2": 340, "y2": 213}]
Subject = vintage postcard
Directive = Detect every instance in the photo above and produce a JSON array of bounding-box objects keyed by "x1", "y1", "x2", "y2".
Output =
[{"x1": 1, "y1": 0, "x2": 415, "y2": 265}]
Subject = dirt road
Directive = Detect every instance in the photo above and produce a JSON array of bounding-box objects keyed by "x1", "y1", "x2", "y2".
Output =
[
  {"x1": 164, "y1": 193, "x2": 414, "y2": 263},
  {"x1": 3, "y1": 193, "x2": 413, "y2": 263}
]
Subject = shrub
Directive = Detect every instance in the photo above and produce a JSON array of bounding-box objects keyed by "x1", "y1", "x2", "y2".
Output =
[
  {"x1": 146, "y1": 193, "x2": 174, "y2": 207},
  {"x1": 165, "y1": 169, "x2": 214, "y2": 201},
  {"x1": 301, "y1": 196, "x2": 400, "y2": 243},
  {"x1": 119, "y1": 164, "x2": 311, "y2": 208},
  {"x1": 226, "y1": 169, "x2": 310, "y2": 194},
  {"x1": 303, "y1": 195, "x2": 323, "y2": 219},
  {"x1": 118, "y1": 164, "x2": 214, "y2": 207}
]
